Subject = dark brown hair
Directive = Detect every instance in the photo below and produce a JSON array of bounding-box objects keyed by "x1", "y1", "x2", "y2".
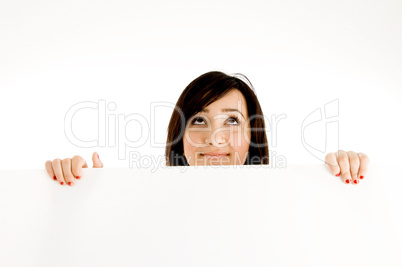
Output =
[{"x1": 165, "y1": 71, "x2": 269, "y2": 166}]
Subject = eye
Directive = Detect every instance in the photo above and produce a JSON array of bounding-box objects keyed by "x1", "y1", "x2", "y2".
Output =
[
  {"x1": 191, "y1": 116, "x2": 205, "y2": 125},
  {"x1": 226, "y1": 116, "x2": 240, "y2": 125},
  {"x1": 190, "y1": 115, "x2": 240, "y2": 125}
]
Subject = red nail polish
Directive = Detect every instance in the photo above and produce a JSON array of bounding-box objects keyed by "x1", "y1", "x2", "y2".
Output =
[
  {"x1": 53, "y1": 176, "x2": 57, "y2": 180},
  {"x1": 336, "y1": 172, "x2": 341, "y2": 177},
  {"x1": 345, "y1": 179, "x2": 350, "y2": 184},
  {"x1": 60, "y1": 182, "x2": 64, "y2": 185},
  {"x1": 360, "y1": 176, "x2": 364, "y2": 179},
  {"x1": 76, "y1": 176, "x2": 81, "y2": 179},
  {"x1": 68, "y1": 182, "x2": 72, "y2": 186},
  {"x1": 354, "y1": 180, "x2": 359, "y2": 184}
]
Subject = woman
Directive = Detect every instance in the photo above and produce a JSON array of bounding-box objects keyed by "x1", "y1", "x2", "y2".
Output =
[{"x1": 45, "y1": 71, "x2": 369, "y2": 185}]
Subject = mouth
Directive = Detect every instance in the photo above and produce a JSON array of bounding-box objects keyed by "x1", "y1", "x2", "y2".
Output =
[{"x1": 201, "y1": 153, "x2": 230, "y2": 158}]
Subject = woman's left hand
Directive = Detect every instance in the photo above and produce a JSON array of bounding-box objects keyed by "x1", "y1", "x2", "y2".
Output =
[{"x1": 325, "y1": 150, "x2": 370, "y2": 184}]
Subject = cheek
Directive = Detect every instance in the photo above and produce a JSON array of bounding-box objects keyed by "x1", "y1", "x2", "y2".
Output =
[
  {"x1": 184, "y1": 131, "x2": 203, "y2": 148},
  {"x1": 229, "y1": 127, "x2": 251, "y2": 150},
  {"x1": 183, "y1": 130, "x2": 204, "y2": 156}
]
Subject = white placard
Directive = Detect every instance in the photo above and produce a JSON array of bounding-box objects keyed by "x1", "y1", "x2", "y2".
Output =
[{"x1": 0, "y1": 164, "x2": 400, "y2": 267}]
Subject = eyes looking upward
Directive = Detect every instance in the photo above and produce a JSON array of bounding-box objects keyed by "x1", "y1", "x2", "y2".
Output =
[{"x1": 189, "y1": 114, "x2": 241, "y2": 126}]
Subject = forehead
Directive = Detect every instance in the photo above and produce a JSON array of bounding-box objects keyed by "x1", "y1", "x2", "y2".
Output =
[{"x1": 200, "y1": 89, "x2": 248, "y2": 116}]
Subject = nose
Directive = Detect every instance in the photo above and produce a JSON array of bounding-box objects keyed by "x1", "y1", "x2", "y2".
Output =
[{"x1": 205, "y1": 127, "x2": 229, "y2": 146}]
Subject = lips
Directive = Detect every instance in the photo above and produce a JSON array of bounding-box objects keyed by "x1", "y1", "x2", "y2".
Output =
[{"x1": 201, "y1": 152, "x2": 230, "y2": 156}]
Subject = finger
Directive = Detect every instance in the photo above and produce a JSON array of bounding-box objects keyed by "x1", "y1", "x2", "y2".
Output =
[
  {"x1": 61, "y1": 158, "x2": 75, "y2": 186},
  {"x1": 71, "y1": 155, "x2": 88, "y2": 180},
  {"x1": 52, "y1": 159, "x2": 65, "y2": 185},
  {"x1": 337, "y1": 150, "x2": 352, "y2": 184},
  {"x1": 325, "y1": 152, "x2": 341, "y2": 176},
  {"x1": 347, "y1": 151, "x2": 360, "y2": 184},
  {"x1": 45, "y1": 160, "x2": 57, "y2": 181},
  {"x1": 357, "y1": 153, "x2": 370, "y2": 180},
  {"x1": 92, "y1": 152, "x2": 103, "y2": 168}
]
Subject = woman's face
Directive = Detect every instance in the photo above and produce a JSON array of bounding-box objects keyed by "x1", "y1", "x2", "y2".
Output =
[{"x1": 183, "y1": 89, "x2": 251, "y2": 166}]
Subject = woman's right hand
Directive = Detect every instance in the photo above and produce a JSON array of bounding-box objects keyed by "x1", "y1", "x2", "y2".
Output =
[{"x1": 45, "y1": 151, "x2": 103, "y2": 186}]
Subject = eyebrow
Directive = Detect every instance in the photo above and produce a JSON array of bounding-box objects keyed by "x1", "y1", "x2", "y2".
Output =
[{"x1": 201, "y1": 108, "x2": 245, "y2": 119}]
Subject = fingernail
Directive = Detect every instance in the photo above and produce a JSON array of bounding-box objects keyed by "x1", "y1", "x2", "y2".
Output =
[
  {"x1": 354, "y1": 179, "x2": 359, "y2": 184},
  {"x1": 53, "y1": 176, "x2": 57, "y2": 180},
  {"x1": 360, "y1": 176, "x2": 364, "y2": 179},
  {"x1": 97, "y1": 153, "x2": 99, "y2": 159},
  {"x1": 76, "y1": 176, "x2": 81, "y2": 179},
  {"x1": 68, "y1": 182, "x2": 73, "y2": 186},
  {"x1": 336, "y1": 172, "x2": 341, "y2": 177},
  {"x1": 60, "y1": 182, "x2": 64, "y2": 185},
  {"x1": 345, "y1": 179, "x2": 350, "y2": 184}
]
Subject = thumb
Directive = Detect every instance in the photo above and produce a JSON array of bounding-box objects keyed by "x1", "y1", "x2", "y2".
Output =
[{"x1": 92, "y1": 152, "x2": 104, "y2": 168}]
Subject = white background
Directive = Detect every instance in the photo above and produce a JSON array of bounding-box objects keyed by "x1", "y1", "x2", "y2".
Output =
[
  {"x1": 0, "y1": 0, "x2": 401, "y2": 168},
  {"x1": 1, "y1": 1, "x2": 402, "y2": 265}
]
